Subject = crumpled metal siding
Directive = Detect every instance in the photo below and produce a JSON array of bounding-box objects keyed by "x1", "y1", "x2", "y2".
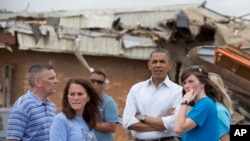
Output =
[
  {"x1": 1, "y1": 4, "x2": 228, "y2": 60},
  {"x1": 17, "y1": 32, "x2": 155, "y2": 60},
  {"x1": 59, "y1": 12, "x2": 114, "y2": 29},
  {"x1": 119, "y1": 5, "x2": 206, "y2": 26}
]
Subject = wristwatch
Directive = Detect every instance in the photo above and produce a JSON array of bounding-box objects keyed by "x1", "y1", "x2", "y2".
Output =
[
  {"x1": 181, "y1": 100, "x2": 189, "y2": 106},
  {"x1": 140, "y1": 115, "x2": 147, "y2": 122}
]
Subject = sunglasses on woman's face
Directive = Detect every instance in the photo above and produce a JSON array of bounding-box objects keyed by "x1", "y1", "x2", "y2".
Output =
[{"x1": 90, "y1": 79, "x2": 105, "y2": 85}]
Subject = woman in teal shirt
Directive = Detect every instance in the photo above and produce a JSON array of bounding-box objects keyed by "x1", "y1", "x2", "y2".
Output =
[{"x1": 174, "y1": 65, "x2": 223, "y2": 141}]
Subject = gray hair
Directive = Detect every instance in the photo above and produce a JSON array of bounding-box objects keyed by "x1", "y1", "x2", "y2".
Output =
[{"x1": 28, "y1": 63, "x2": 54, "y2": 87}]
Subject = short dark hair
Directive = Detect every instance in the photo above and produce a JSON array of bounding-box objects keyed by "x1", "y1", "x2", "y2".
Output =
[
  {"x1": 149, "y1": 48, "x2": 172, "y2": 61},
  {"x1": 28, "y1": 63, "x2": 54, "y2": 87},
  {"x1": 91, "y1": 70, "x2": 106, "y2": 80}
]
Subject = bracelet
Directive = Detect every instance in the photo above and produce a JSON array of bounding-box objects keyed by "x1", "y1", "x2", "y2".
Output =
[{"x1": 181, "y1": 100, "x2": 189, "y2": 106}]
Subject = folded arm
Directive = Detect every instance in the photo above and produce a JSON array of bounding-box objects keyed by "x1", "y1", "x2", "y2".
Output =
[{"x1": 95, "y1": 122, "x2": 117, "y2": 132}]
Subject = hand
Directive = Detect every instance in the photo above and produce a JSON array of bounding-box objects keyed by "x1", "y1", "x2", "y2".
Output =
[{"x1": 183, "y1": 89, "x2": 197, "y2": 102}]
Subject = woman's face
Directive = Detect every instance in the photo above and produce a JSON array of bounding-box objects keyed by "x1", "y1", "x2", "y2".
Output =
[
  {"x1": 67, "y1": 83, "x2": 90, "y2": 115},
  {"x1": 182, "y1": 74, "x2": 204, "y2": 94}
]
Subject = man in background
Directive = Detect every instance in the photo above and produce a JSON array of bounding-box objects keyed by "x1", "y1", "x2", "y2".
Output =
[{"x1": 90, "y1": 70, "x2": 119, "y2": 141}]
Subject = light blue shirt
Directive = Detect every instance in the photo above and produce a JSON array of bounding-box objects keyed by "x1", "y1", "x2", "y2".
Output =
[
  {"x1": 216, "y1": 102, "x2": 232, "y2": 138},
  {"x1": 122, "y1": 76, "x2": 183, "y2": 139},
  {"x1": 94, "y1": 93, "x2": 119, "y2": 141},
  {"x1": 50, "y1": 112, "x2": 96, "y2": 141}
]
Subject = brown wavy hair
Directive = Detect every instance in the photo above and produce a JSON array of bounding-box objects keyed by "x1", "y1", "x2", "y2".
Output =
[
  {"x1": 180, "y1": 65, "x2": 222, "y2": 103},
  {"x1": 62, "y1": 78, "x2": 102, "y2": 129}
]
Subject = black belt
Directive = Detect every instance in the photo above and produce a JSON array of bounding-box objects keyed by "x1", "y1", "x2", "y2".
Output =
[{"x1": 135, "y1": 136, "x2": 174, "y2": 141}]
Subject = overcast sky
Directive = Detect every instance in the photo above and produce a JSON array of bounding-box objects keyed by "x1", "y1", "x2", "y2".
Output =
[{"x1": 0, "y1": 0, "x2": 249, "y2": 17}]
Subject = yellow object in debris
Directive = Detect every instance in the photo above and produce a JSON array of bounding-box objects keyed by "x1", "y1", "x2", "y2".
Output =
[{"x1": 25, "y1": 20, "x2": 47, "y2": 25}]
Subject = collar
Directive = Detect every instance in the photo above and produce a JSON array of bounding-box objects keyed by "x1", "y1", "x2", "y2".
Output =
[
  {"x1": 148, "y1": 75, "x2": 172, "y2": 88},
  {"x1": 27, "y1": 90, "x2": 48, "y2": 106}
]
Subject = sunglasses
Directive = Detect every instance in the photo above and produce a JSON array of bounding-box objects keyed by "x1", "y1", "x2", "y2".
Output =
[
  {"x1": 90, "y1": 79, "x2": 105, "y2": 85},
  {"x1": 190, "y1": 65, "x2": 202, "y2": 73}
]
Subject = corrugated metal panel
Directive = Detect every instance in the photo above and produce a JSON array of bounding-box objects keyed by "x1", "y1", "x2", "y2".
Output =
[
  {"x1": 17, "y1": 32, "x2": 155, "y2": 60},
  {"x1": 112, "y1": 4, "x2": 206, "y2": 27},
  {"x1": 2, "y1": 4, "x2": 229, "y2": 61},
  {"x1": 114, "y1": 10, "x2": 178, "y2": 28},
  {"x1": 196, "y1": 7, "x2": 228, "y2": 21},
  {"x1": 197, "y1": 46, "x2": 217, "y2": 63},
  {"x1": 57, "y1": 4, "x2": 226, "y2": 29},
  {"x1": 1, "y1": 4, "x2": 226, "y2": 29},
  {"x1": 58, "y1": 5, "x2": 198, "y2": 29},
  {"x1": 59, "y1": 12, "x2": 114, "y2": 29},
  {"x1": 122, "y1": 35, "x2": 155, "y2": 48}
]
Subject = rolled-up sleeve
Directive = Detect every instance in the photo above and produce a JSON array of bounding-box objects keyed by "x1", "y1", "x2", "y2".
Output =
[{"x1": 162, "y1": 89, "x2": 182, "y2": 132}]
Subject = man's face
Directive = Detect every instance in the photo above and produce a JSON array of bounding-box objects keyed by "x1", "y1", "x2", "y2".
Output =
[
  {"x1": 90, "y1": 73, "x2": 105, "y2": 94},
  {"x1": 148, "y1": 52, "x2": 172, "y2": 81},
  {"x1": 39, "y1": 69, "x2": 58, "y2": 96}
]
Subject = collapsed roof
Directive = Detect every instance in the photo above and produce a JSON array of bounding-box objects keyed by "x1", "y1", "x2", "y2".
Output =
[{"x1": 0, "y1": 3, "x2": 249, "y2": 71}]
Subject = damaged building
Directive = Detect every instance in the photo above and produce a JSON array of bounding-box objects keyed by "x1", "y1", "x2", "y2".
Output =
[{"x1": 0, "y1": 3, "x2": 250, "y2": 140}]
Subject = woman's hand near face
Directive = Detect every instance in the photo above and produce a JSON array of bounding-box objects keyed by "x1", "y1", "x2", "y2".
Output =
[{"x1": 183, "y1": 89, "x2": 197, "y2": 102}]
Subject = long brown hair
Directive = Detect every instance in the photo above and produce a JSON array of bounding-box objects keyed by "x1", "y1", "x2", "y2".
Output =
[
  {"x1": 180, "y1": 65, "x2": 222, "y2": 103},
  {"x1": 62, "y1": 78, "x2": 102, "y2": 129}
]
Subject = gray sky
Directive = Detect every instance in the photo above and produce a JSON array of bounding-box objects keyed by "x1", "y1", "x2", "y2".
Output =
[{"x1": 0, "y1": 0, "x2": 249, "y2": 17}]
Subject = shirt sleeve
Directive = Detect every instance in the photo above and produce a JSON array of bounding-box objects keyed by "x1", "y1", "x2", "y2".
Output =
[
  {"x1": 7, "y1": 107, "x2": 28, "y2": 140},
  {"x1": 122, "y1": 87, "x2": 140, "y2": 129},
  {"x1": 218, "y1": 107, "x2": 231, "y2": 137},
  {"x1": 188, "y1": 99, "x2": 211, "y2": 127},
  {"x1": 103, "y1": 98, "x2": 119, "y2": 123},
  {"x1": 162, "y1": 88, "x2": 182, "y2": 132}
]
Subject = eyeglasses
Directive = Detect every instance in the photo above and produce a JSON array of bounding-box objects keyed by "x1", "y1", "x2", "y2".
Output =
[
  {"x1": 190, "y1": 65, "x2": 202, "y2": 73},
  {"x1": 90, "y1": 79, "x2": 105, "y2": 85}
]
